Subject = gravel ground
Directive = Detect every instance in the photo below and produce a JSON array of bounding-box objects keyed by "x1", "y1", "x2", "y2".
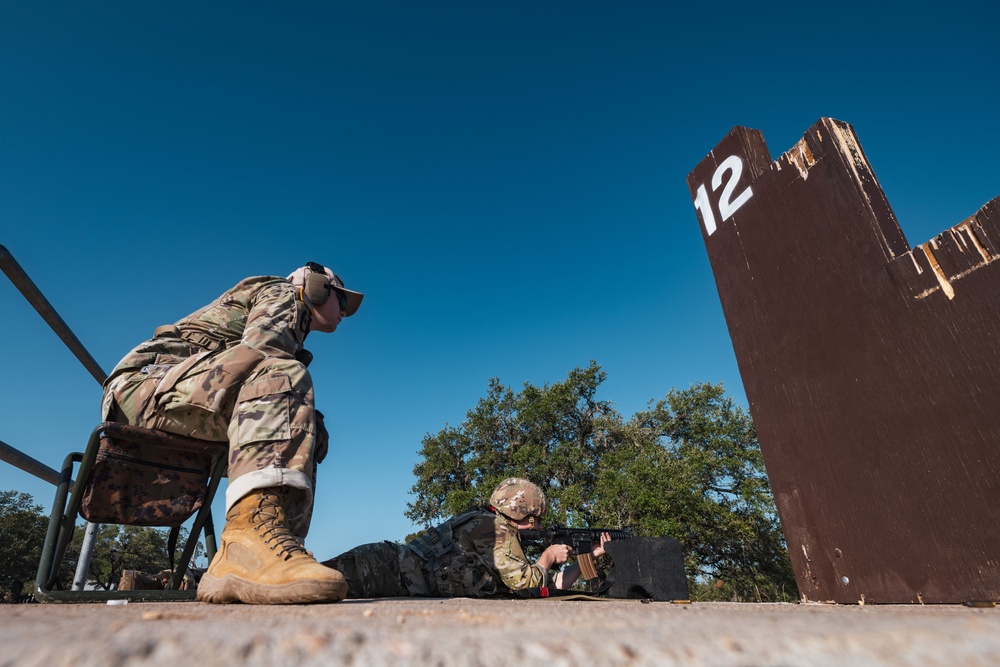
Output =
[{"x1": 2, "y1": 598, "x2": 998, "y2": 666}]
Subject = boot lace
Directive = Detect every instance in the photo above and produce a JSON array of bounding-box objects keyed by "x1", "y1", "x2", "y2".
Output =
[{"x1": 250, "y1": 491, "x2": 310, "y2": 560}]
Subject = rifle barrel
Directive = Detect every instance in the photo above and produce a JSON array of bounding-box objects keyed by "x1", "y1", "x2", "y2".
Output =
[{"x1": 519, "y1": 527, "x2": 635, "y2": 543}]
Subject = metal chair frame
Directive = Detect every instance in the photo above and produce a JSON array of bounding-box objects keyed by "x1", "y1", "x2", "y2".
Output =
[{"x1": 35, "y1": 421, "x2": 227, "y2": 602}]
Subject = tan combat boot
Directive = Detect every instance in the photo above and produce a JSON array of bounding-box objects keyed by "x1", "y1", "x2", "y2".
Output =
[{"x1": 197, "y1": 488, "x2": 347, "y2": 604}]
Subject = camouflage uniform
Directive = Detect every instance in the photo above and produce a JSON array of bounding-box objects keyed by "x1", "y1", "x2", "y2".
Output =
[
  {"x1": 322, "y1": 510, "x2": 548, "y2": 598},
  {"x1": 101, "y1": 276, "x2": 325, "y2": 535}
]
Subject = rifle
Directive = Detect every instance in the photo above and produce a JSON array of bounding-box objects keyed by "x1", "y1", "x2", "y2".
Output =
[{"x1": 519, "y1": 526, "x2": 634, "y2": 586}]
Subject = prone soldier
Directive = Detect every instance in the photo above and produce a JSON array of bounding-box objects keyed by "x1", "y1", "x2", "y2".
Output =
[{"x1": 322, "y1": 478, "x2": 611, "y2": 597}]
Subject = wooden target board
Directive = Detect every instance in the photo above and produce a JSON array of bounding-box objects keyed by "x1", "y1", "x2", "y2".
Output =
[{"x1": 687, "y1": 118, "x2": 1000, "y2": 603}]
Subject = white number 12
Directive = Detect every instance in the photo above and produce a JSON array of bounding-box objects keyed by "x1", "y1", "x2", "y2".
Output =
[{"x1": 693, "y1": 155, "x2": 754, "y2": 236}]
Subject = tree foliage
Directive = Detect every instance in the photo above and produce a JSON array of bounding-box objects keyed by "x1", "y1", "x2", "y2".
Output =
[
  {"x1": 408, "y1": 363, "x2": 614, "y2": 529},
  {"x1": 407, "y1": 363, "x2": 798, "y2": 602},
  {"x1": 0, "y1": 490, "x2": 48, "y2": 601},
  {"x1": 66, "y1": 523, "x2": 204, "y2": 590},
  {"x1": 0, "y1": 489, "x2": 204, "y2": 597}
]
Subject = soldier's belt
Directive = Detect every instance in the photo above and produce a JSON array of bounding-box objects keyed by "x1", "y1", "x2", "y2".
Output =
[
  {"x1": 180, "y1": 329, "x2": 227, "y2": 351},
  {"x1": 153, "y1": 323, "x2": 228, "y2": 352}
]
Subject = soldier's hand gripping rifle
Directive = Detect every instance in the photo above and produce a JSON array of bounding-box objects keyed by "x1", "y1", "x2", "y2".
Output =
[{"x1": 519, "y1": 526, "x2": 634, "y2": 585}]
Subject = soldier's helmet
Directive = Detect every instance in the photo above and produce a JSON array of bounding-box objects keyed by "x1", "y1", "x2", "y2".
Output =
[{"x1": 489, "y1": 478, "x2": 546, "y2": 521}]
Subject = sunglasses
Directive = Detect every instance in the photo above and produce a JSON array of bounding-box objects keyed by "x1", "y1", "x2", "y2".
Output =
[{"x1": 326, "y1": 285, "x2": 348, "y2": 312}]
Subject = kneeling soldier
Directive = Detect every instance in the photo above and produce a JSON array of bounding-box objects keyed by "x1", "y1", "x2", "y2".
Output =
[{"x1": 104, "y1": 263, "x2": 363, "y2": 604}]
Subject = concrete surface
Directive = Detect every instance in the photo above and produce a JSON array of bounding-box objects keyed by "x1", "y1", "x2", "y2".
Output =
[{"x1": 2, "y1": 598, "x2": 998, "y2": 666}]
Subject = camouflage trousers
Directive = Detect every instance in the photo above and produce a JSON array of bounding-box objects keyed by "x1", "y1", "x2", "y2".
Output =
[
  {"x1": 102, "y1": 339, "x2": 325, "y2": 536},
  {"x1": 322, "y1": 540, "x2": 500, "y2": 598},
  {"x1": 322, "y1": 542, "x2": 411, "y2": 598}
]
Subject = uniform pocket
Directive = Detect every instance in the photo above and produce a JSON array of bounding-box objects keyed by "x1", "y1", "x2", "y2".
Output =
[
  {"x1": 432, "y1": 552, "x2": 498, "y2": 598},
  {"x1": 153, "y1": 349, "x2": 217, "y2": 408},
  {"x1": 155, "y1": 345, "x2": 266, "y2": 416},
  {"x1": 235, "y1": 373, "x2": 293, "y2": 445}
]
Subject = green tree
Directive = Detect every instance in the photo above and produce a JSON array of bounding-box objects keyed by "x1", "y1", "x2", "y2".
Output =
[
  {"x1": 0, "y1": 489, "x2": 205, "y2": 595},
  {"x1": 0, "y1": 490, "x2": 48, "y2": 601},
  {"x1": 71, "y1": 524, "x2": 203, "y2": 590},
  {"x1": 595, "y1": 383, "x2": 796, "y2": 601},
  {"x1": 407, "y1": 362, "x2": 615, "y2": 528},
  {"x1": 407, "y1": 365, "x2": 798, "y2": 602}
]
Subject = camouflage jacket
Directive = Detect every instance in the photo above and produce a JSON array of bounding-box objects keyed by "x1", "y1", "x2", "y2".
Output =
[
  {"x1": 106, "y1": 276, "x2": 311, "y2": 384},
  {"x1": 401, "y1": 510, "x2": 547, "y2": 597}
]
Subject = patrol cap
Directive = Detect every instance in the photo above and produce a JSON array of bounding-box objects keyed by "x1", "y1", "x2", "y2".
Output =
[{"x1": 287, "y1": 264, "x2": 364, "y2": 317}]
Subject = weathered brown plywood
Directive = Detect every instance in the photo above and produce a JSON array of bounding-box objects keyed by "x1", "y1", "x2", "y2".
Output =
[{"x1": 687, "y1": 118, "x2": 1000, "y2": 603}]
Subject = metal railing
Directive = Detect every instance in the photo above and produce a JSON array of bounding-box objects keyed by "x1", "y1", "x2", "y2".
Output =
[
  {"x1": 0, "y1": 244, "x2": 106, "y2": 385},
  {"x1": 0, "y1": 439, "x2": 60, "y2": 486},
  {"x1": 1, "y1": 243, "x2": 107, "y2": 590}
]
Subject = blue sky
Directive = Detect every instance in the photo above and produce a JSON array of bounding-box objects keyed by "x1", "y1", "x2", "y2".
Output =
[{"x1": 1, "y1": 2, "x2": 996, "y2": 562}]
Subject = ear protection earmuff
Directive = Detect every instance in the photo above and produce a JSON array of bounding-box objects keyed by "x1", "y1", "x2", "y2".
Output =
[{"x1": 303, "y1": 261, "x2": 332, "y2": 305}]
